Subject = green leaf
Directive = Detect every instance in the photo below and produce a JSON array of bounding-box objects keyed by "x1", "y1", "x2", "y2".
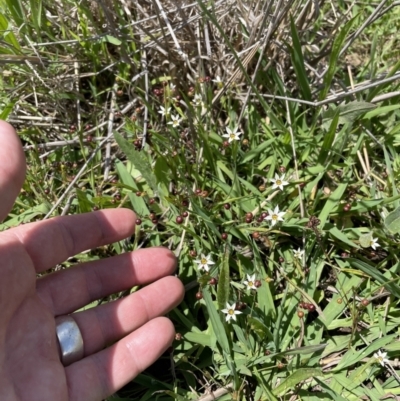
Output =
[
  {"x1": 4, "y1": 0, "x2": 24, "y2": 27},
  {"x1": 75, "y1": 188, "x2": 93, "y2": 213},
  {"x1": 114, "y1": 132, "x2": 158, "y2": 194},
  {"x1": 348, "y1": 258, "x2": 400, "y2": 299},
  {"x1": 359, "y1": 232, "x2": 372, "y2": 248},
  {"x1": 202, "y1": 287, "x2": 230, "y2": 354},
  {"x1": 384, "y1": 206, "x2": 400, "y2": 234},
  {"x1": 290, "y1": 16, "x2": 311, "y2": 101},
  {"x1": 103, "y1": 35, "x2": 122, "y2": 46},
  {"x1": 273, "y1": 368, "x2": 323, "y2": 396},
  {"x1": 217, "y1": 246, "x2": 230, "y2": 310},
  {"x1": 313, "y1": 378, "x2": 349, "y2": 401},
  {"x1": 322, "y1": 101, "x2": 376, "y2": 125},
  {"x1": 0, "y1": 203, "x2": 50, "y2": 230},
  {"x1": 184, "y1": 332, "x2": 212, "y2": 348},
  {"x1": 239, "y1": 138, "x2": 275, "y2": 164},
  {"x1": 363, "y1": 104, "x2": 400, "y2": 120},
  {"x1": 319, "y1": 183, "x2": 347, "y2": 227},
  {"x1": 329, "y1": 226, "x2": 359, "y2": 248},
  {"x1": 115, "y1": 161, "x2": 149, "y2": 217},
  {"x1": 318, "y1": 110, "x2": 338, "y2": 164},
  {"x1": 0, "y1": 100, "x2": 15, "y2": 120},
  {"x1": 319, "y1": 17, "x2": 356, "y2": 100},
  {"x1": 0, "y1": 13, "x2": 20, "y2": 51}
]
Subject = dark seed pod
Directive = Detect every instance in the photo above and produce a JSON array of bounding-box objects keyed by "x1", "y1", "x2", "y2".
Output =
[
  {"x1": 182, "y1": 211, "x2": 189, "y2": 218},
  {"x1": 189, "y1": 250, "x2": 197, "y2": 257},
  {"x1": 261, "y1": 212, "x2": 268, "y2": 219},
  {"x1": 361, "y1": 299, "x2": 369, "y2": 307},
  {"x1": 152, "y1": 219, "x2": 158, "y2": 224},
  {"x1": 195, "y1": 291, "x2": 203, "y2": 300},
  {"x1": 149, "y1": 213, "x2": 156, "y2": 220},
  {"x1": 254, "y1": 280, "x2": 262, "y2": 288},
  {"x1": 245, "y1": 217, "x2": 252, "y2": 223},
  {"x1": 209, "y1": 277, "x2": 217, "y2": 285},
  {"x1": 223, "y1": 203, "x2": 231, "y2": 210},
  {"x1": 221, "y1": 233, "x2": 228, "y2": 240},
  {"x1": 135, "y1": 218, "x2": 142, "y2": 225},
  {"x1": 279, "y1": 257, "x2": 285, "y2": 263},
  {"x1": 252, "y1": 232, "x2": 260, "y2": 239},
  {"x1": 176, "y1": 216, "x2": 184, "y2": 224}
]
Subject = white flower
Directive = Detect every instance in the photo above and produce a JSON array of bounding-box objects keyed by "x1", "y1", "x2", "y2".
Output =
[
  {"x1": 270, "y1": 174, "x2": 289, "y2": 191},
  {"x1": 243, "y1": 274, "x2": 257, "y2": 290},
  {"x1": 169, "y1": 83, "x2": 176, "y2": 91},
  {"x1": 374, "y1": 350, "x2": 389, "y2": 367},
  {"x1": 168, "y1": 114, "x2": 181, "y2": 128},
  {"x1": 293, "y1": 248, "x2": 304, "y2": 259},
  {"x1": 213, "y1": 75, "x2": 223, "y2": 88},
  {"x1": 194, "y1": 254, "x2": 215, "y2": 272},
  {"x1": 264, "y1": 206, "x2": 285, "y2": 227},
  {"x1": 221, "y1": 302, "x2": 242, "y2": 322},
  {"x1": 192, "y1": 93, "x2": 204, "y2": 107},
  {"x1": 222, "y1": 127, "x2": 242, "y2": 143},
  {"x1": 370, "y1": 237, "x2": 380, "y2": 250},
  {"x1": 158, "y1": 106, "x2": 171, "y2": 117}
]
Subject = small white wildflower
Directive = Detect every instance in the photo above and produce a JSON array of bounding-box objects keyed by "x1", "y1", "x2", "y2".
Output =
[
  {"x1": 293, "y1": 248, "x2": 305, "y2": 259},
  {"x1": 192, "y1": 93, "x2": 203, "y2": 107},
  {"x1": 222, "y1": 127, "x2": 242, "y2": 143},
  {"x1": 168, "y1": 114, "x2": 181, "y2": 128},
  {"x1": 212, "y1": 75, "x2": 223, "y2": 88},
  {"x1": 270, "y1": 174, "x2": 289, "y2": 191},
  {"x1": 370, "y1": 237, "x2": 380, "y2": 250},
  {"x1": 264, "y1": 206, "x2": 285, "y2": 227},
  {"x1": 243, "y1": 274, "x2": 257, "y2": 290},
  {"x1": 169, "y1": 83, "x2": 176, "y2": 91},
  {"x1": 221, "y1": 302, "x2": 242, "y2": 322},
  {"x1": 194, "y1": 254, "x2": 215, "y2": 272},
  {"x1": 158, "y1": 106, "x2": 171, "y2": 117},
  {"x1": 374, "y1": 350, "x2": 389, "y2": 367}
]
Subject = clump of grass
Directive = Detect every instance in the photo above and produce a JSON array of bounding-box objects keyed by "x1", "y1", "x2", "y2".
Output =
[{"x1": 2, "y1": 0, "x2": 400, "y2": 400}]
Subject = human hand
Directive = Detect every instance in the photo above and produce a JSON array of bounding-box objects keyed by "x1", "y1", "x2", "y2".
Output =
[{"x1": 0, "y1": 121, "x2": 185, "y2": 401}]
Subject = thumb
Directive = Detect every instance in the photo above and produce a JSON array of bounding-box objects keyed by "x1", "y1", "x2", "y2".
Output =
[{"x1": 0, "y1": 120, "x2": 26, "y2": 222}]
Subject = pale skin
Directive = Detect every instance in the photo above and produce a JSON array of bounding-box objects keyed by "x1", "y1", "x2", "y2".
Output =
[{"x1": 0, "y1": 121, "x2": 185, "y2": 401}]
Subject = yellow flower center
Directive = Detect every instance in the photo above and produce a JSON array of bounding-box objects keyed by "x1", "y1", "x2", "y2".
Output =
[
  {"x1": 230, "y1": 133, "x2": 235, "y2": 139},
  {"x1": 248, "y1": 281, "x2": 254, "y2": 287},
  {"x1": 228, "y1": 309, "x2": 234, "y2": 315},
  {"x1": 201, "y1": 258, "x2": 207, "y2": 264},
  {"x1": 272, "y1": 214, "x2": 278, "y2": 220},
  {"x1": 276, "y1": 180, "x2": 282, "y2": 185}
]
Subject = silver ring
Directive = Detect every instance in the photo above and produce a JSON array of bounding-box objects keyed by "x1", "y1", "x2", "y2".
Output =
[{"x1": 55, "y1": 315, "x2": 84, "y2": 366}]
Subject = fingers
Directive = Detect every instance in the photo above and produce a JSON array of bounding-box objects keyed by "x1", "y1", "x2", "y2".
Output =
[
  {"x1": 3, "y1": 208, "x2": 135, "y2": 273},
  {"x1": 73, "y1": 276, "x2": 184, "y2": 356},
  {"x1": 0, "y1": 120, "x2": 26, "y2": 222},
  {"x1": 66, "y1": 317, "x2": 175, "y2": 401},
  {"x1": 37, "y1": 247, "x2": 178, "y2": 316}
]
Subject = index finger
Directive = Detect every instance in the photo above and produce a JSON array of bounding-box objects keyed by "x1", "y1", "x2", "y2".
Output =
[
  {"x1": 0, "y1": 120, "x2": 26, "y2": 222},
  {"x1": 3, "y1": 209, "x2": 136, "y2": 272}
]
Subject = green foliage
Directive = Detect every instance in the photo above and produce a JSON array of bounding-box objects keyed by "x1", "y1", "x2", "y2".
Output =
[{"x1": 3, "y1": 0, "x2": 400, "y2": 399}]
